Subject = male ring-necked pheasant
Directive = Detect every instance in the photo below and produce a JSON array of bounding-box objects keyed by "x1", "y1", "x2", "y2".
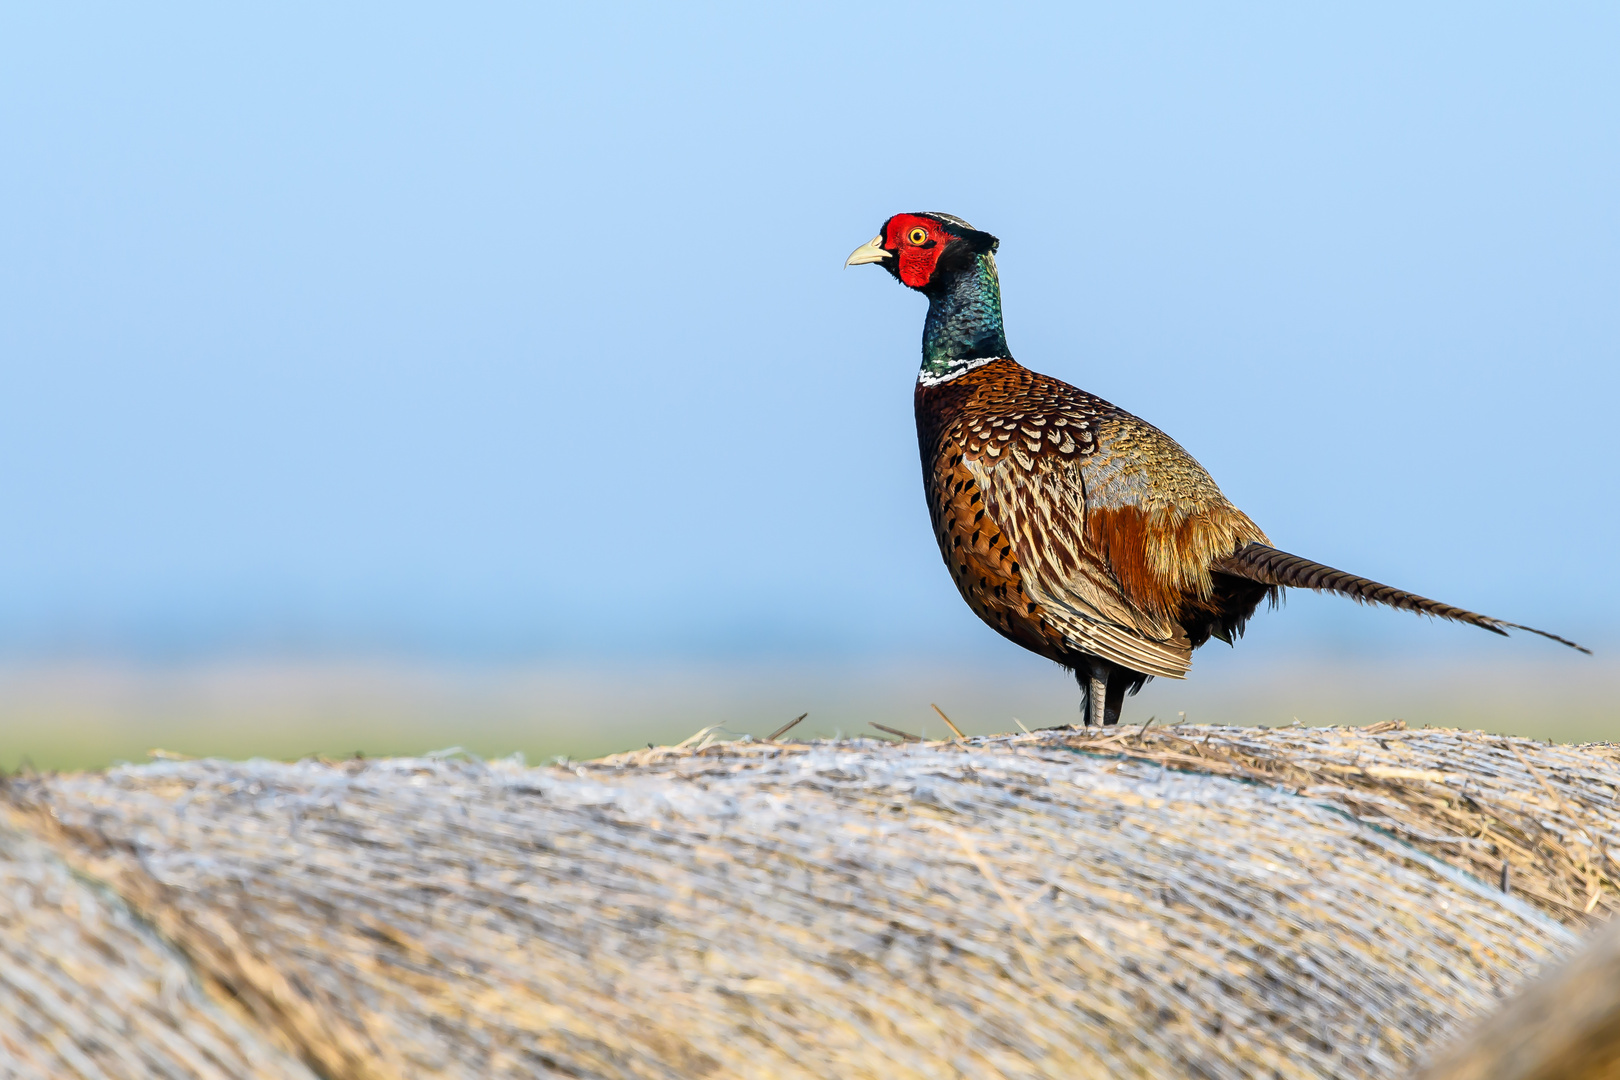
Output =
[{"x1": 848, "y1": 212, "x2": 1588, "y2": 726}]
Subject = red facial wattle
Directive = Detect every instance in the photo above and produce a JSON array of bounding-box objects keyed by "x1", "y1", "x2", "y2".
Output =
[{"x1": 884, "y1": 214, "x2": 952, "y2": 289}]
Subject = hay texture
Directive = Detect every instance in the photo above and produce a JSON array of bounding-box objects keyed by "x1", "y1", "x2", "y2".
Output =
[
  {"x1": 1418, "y1": 914, "x2": 1620, "y2": 1080},
  {"x1": 0, "y1": 817, "x2": 315, "y2": 1079},
  {"x1": 4, "y1": 723, "x2": 1620, "y2": 1079}
]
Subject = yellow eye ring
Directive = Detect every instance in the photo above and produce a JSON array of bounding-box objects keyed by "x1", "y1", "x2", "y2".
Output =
[{"x1": 907, "y1": 227, "x2": 929, "y2": 245}]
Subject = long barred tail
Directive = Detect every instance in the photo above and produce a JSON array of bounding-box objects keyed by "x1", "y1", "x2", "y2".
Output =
[{"x1": 1212, "y1": 543, "x2": 1591, "y2": 655}]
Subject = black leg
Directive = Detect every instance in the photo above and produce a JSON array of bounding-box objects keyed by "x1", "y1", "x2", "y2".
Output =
[{"x1": 1103, "y1": 675, "x2": 1128, "y2": 726}]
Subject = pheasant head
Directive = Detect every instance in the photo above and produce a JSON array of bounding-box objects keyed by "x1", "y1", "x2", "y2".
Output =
[
  {"x1": 845, "y1": 212, "x2": 999, "y2": 290},
  {"x1": 848, "y1": 212, "x2": 1009, "y2": 380}
]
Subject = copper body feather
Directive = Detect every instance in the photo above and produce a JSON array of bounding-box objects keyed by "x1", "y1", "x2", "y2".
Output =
[{"x1": 916, "y1": 358, "x2": 1274, "y2": 683}]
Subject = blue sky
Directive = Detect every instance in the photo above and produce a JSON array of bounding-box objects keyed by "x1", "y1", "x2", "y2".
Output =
[{"x1": 0, "y1": 3, "x2": 1614, "y2": 661}]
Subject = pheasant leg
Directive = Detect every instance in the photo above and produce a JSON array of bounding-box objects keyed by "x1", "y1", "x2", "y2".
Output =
[
  {"x1": 1103, "y1": 675, "x2": 1128, "y2": 726},
  {"x1": 1086, "y1": 676, "x2": 1105, "y2": 727}
]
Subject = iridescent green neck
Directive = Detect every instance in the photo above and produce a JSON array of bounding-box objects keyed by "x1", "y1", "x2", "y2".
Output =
[{"x1": 920, "y1": 252, "x2": 1009, "y2": 384}]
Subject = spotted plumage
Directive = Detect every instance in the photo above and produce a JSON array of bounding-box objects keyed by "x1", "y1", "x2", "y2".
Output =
[{"x1": 847, "y1": 212, "x2": 1588, "y2": 726}]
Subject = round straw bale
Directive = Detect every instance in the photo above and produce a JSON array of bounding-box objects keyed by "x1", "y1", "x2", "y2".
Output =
[{"x1": 5, "y1": 724, "x2": 1618, "y2": 1079}]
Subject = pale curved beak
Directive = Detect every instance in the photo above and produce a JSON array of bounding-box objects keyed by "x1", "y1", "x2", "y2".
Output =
[{"x1": 844, "y1": 235, "x2": 891, "y2": 267}]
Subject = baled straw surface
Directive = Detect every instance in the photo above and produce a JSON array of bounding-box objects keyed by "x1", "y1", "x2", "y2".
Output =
[
  {"x1": 1418, "y1": 914, "x2": 1620, "y2": 1080},
  {"x1": 0, "y1": 816, "x2": 316, "y2": 1080},
  {"x1": 4, "y1": 723, "x2": 1620, "y2": 1079}
]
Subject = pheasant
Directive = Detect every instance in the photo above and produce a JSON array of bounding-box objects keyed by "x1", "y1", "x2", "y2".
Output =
[{"x1": 847, "y1": 212, "x2": 1588, "y2": 726}]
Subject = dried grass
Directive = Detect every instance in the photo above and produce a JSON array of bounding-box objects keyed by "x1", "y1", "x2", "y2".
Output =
[
  {"x1": 0, "y1": 816, "x2": 316, "y2": 1079},
  {"x1": 3, "y1": 722, "x2": 1618, "y2": 1079}
]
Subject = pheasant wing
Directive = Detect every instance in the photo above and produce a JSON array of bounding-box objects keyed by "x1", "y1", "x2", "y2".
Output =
[{"x1": 968, "y1": 453, "x2": 1195, "y2": 679}]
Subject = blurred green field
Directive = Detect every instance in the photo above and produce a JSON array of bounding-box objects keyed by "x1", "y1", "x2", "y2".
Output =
[{"x1": 2, "y1": 650, "x2": 1615, "y2": 773}]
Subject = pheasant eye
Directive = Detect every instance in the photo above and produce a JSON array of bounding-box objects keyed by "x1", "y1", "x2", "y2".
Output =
[{"x1": 907, "y1": 227, "x2": 929, "y2": 245}]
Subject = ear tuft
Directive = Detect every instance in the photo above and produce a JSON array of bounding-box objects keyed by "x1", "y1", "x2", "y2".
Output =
[
  {"x1": 953, "y1": 227, "x2": 1000, "y2": 257},
  {"x1": 920, "y1": 212, "x2": 999, "y2": 255}
]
